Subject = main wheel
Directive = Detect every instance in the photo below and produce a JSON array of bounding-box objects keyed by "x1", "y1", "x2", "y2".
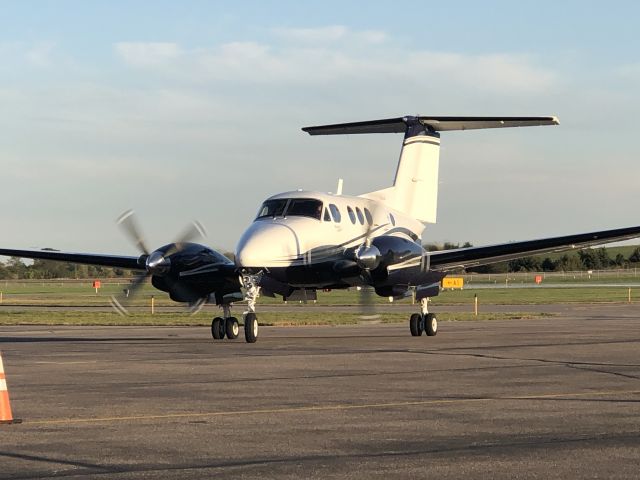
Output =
[
  {"x1": 244, "y1": 313, "x2": 258, "y2": 343},
  {"x1": 424, "y1": 313, "x2": 438, "y2": 336},
  {"x1": 226, "y1": 317, "x2": 239, "y2": 339},
  {"x1": 211, "y1": 317, "x2": 225, "y2": 340},
  {"x1": 409, "y1": 313, "x2": 423, "y2": 336}
]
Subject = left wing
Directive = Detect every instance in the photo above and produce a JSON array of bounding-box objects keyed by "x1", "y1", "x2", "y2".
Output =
[
  {"x1": 0, "y1": 248, "x2": 143, "y2": 270},
  {"x1": 427, "y1": 225, "x2": 640, "y2": 271}
]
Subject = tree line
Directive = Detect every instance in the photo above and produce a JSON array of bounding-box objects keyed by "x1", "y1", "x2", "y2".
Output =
[{"x1": 0, "y1": 257, "x2": 136, "y2": 280}]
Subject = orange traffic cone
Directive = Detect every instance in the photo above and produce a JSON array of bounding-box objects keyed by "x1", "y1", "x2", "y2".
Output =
[{"x1": 0, "y1": 351, "x2": 21, "y2": 424}]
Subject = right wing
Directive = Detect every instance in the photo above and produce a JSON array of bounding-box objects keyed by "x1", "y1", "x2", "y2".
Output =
[{"x1": 428, "y1": 225, "x2": 640, "y2": 271}]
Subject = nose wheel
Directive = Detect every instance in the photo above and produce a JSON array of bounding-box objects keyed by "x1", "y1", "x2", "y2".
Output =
[{"x1": 244, "y1": 312, "x2": 258, "y2": 343}]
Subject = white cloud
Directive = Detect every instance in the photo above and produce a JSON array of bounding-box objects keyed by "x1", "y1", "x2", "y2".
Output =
[
  {"x1": 114, "y1": 42, "x2": 182, "y2": 67},
  {"x1": 112, "y1": 29, "x2": 556, "y2": 96},
  {"x1": 273, "y1": 25, "x2": 349, "y2": 42},
  {"x1": 25, "y1": 41, "x2": 57, "y2": 67},
  {"x1": 272, "y1": 25, "x2": 387, "y2": 44}
]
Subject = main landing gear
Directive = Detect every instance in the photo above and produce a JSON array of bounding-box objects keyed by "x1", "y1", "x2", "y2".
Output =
[
  {"x1": 211, "y1": 304, "x2": 239, "y2": 340},
  {"x1": 210, "y1": 273, "x2": 262, "y2": 343},
  {"x1": 409, "y1": 297, "x2": 438, "y2": 337}
]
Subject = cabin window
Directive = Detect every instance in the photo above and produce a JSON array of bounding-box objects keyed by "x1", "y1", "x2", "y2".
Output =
[
  {"x1": 347, "y1": 206, "x2": 356, "y2": 224},
  {"x1": 329, "y1": 204, "x2": 341, "y2": 223},
  {"x1": 324, "y1": 208, "x2": 331, "y2": 222},
  {"x1": 256, "y1": 199, "x2": 288, "y2": 218},
  {"x1": 355, "y1": 207, "x2": 365, "y2": 225},
  {"x1": 364, "y1": 208, "x2": 373, "y2": 225},
  {"x1": 389, "y1": 213, "x2": 396, "y2": 226}
]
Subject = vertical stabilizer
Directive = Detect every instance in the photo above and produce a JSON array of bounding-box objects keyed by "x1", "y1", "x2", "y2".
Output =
[
  {"x1": 361, "y1": 118, "x2": 441, "y2": 223},
  {"x1": 389, "y1": 131, "x2": 440, "y2": 222}
]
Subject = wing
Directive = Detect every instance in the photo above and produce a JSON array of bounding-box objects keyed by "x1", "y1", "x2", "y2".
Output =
[
  {"x1": 428, "y1": 225, "x2": 640, "y2": 271},
  {"x1": 0, "y1": 248, "x2": 143, "y2": 270}
]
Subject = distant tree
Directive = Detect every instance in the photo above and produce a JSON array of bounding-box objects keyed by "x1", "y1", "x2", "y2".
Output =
[
  {"x1": 468, "y1": 261, "x2": 509, "y2": 274},
  {"x1": 555, "y1": 254, "x2": 582, "y2": 271},
  {"x1": 614, "y1": 253, "x2": 626, "y2": 267},
  {"x1": 541, "y1": 257, "x2": 556, "y2": 271},
  {"x1": 629, "y1": 248, "x2": 640, "y2": 263},
  {"x1": 423, "y1": 242, "x2": 473, "y2": 252},
  {"x1": 6, "y1": 257, "x2": 28, "y2": 278},
  {"x1": 578, "y1": 248, "x2": 611, "y2": 270},
  {"x1": 0, "y1": 262, "x2": 8, "y2": 279},
  {"x1": 508, "y1": 256, "x2": 540, "y2": 272},
  {"x1": 423, "y1": 242, "x2": 442, "y2": 252},
  {"x1": 31, "y1": 259, "x2": 71, "y2": 279}
]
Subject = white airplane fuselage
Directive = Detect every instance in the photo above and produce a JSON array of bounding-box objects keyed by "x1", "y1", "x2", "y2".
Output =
[{"x1": 235, "y1": 190, "x2": 425, "y2": 287}]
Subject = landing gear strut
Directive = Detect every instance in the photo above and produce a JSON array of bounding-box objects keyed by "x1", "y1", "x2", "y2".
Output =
[
  {"x1": 241, "y1": 273, "x2": 262, "y2": 343},
  {"x1": 409, "y1": 297, "x2": 437, "y2": 337}
]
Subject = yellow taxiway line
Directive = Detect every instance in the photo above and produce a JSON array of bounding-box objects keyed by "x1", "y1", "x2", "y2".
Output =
[{"x1": 24, "y1": 388, "x2": 640, "y2": 426}]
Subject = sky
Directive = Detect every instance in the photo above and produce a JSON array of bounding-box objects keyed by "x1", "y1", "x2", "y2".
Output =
[{"x1": 2, "y1": 1, "x2": 640, "y2": 256}]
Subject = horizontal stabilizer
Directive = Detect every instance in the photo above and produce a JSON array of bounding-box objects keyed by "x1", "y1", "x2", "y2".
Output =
[{"x1": 302, "y1": 116, "x2": 559, "y2": 135}]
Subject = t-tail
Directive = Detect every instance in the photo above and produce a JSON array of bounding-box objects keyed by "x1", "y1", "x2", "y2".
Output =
[{"x1": 303, "y1": 115, "x2": 559, "y2": 223}]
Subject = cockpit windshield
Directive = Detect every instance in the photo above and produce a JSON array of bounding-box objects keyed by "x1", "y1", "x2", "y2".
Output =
[
  {"x1": 256, "y1": 199, "x2": 288, "y2": 218},
  {"x1": 256, "y1": 198, "x2": 323, "y2": 220},
  {"x1": 287, "y1": 199, "x2": 323, "y2": 220}
]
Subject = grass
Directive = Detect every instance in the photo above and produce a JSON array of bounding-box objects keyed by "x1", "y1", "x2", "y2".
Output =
[
  {"x1": 0, "y1": 280, "x2": 638, "y2": 307},
  {"x1": 432, "y1": 287, "x2": 637, "y2": 305},
  {"x1": 0, "y1": 277, "x2": 636, "y2": 326},
  {"x1": 0, "y1": 310, "x2": 548, "y2": 326}
]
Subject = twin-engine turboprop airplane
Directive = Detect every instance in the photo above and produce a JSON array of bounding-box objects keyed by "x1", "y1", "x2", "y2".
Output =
[{"x1": 3, "y1": 115, "x2": 640, "y2": 343}]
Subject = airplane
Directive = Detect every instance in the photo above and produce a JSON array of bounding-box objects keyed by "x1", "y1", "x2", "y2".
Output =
[{"x1": 3, "y1": 115, "x2": 640, "y2": 344}]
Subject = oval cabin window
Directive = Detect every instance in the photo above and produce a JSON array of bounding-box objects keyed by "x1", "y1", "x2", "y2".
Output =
[{"x1": 347, "y1": 206, "x2": 356, "y2": 224}]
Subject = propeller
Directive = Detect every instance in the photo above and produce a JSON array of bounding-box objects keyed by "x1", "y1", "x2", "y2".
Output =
[
  {"x1": 110, "y1": 210, "x2": 206, "y2": 316},
  {"x1": 353, "y1": 207, "x2": 382, "y2": 321}
]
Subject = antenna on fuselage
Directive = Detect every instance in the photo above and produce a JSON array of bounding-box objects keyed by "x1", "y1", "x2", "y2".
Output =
[{"x1": 336, "y1": 178, "x2": 343, "y2": 195}]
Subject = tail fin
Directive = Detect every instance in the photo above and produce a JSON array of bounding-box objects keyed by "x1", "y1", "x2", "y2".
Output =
[{"x1": 303, "y1": 115, "x2": 559, "y2": 223}]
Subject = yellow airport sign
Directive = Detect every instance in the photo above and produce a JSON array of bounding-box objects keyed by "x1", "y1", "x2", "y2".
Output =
[{"x1": 442, "y1": 277, "x2": 464, "y2": 289}]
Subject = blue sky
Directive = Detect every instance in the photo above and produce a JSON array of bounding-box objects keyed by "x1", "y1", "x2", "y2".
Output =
[{"x1": 2, "y1": 1, "x2": 640, "y2": 254}]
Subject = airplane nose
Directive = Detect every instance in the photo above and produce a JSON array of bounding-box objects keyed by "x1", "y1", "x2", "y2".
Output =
[{"x1": 235, "y1": 223, "x2": 299, "y2": 268}]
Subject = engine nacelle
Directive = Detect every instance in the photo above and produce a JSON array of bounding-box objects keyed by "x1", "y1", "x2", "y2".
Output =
[{"x1": 371, "y1": 235, "x2": 423, "y2": 269}]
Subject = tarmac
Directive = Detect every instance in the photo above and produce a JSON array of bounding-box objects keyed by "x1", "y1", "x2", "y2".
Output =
[{"x1": 1, "y1": 304, "x2": 639, "y2": 479}]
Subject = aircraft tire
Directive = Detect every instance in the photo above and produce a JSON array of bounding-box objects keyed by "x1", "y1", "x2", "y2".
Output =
[
  {"x1": 244, "y1": 313, "x2": 258, "y2": 343},
  {"x1": 425, "y1": 313, "x2": 438, "y2": 336},
  {"x1": 226, "y1": 317, "x2": 239, "y2": 339},
  {"x1": 409, "y1": 313, "x2": 422, "y2": 336},
  {"x1": 211, "y1": 317, "x2": 225, "y2": 340}
]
